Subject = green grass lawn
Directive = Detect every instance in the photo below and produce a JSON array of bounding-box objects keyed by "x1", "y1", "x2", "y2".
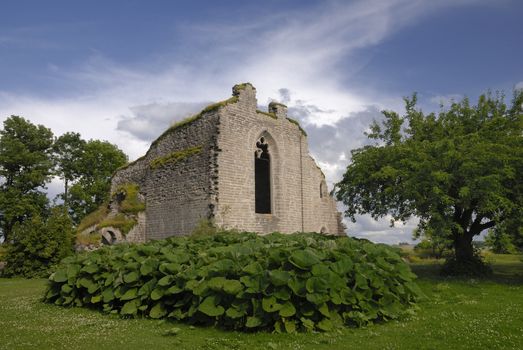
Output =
[{"x1": 1, "y1": 254, "x2": 522, "y2": 350}]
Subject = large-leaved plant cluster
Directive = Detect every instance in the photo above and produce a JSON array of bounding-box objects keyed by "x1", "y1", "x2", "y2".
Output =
[{"x1": 45, "y1": 232, "x2": 423, "y2": 332}]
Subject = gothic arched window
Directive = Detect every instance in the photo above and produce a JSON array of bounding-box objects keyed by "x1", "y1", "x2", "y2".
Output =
[{"x1": 255, "y1": 136, "x2": 271, "y2": 214}]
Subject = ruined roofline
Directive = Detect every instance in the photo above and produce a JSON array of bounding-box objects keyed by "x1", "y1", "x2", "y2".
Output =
[{"x1": 114, "y1": 83, "x2": 307, "y2": 173}]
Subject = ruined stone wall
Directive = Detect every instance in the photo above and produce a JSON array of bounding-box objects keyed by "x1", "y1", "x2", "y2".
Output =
[
  {"x1": 109, "y1": 83, "x2": 344, "y2": 241},
  {"x1": 144, "y1": 115, "x2": 218, "y2": 240},
  {"x1": 111, "y1": 112, "x2": 219, "y2": 240},
  {"x1": 214, "y1": 84, "x2": 344, "y2": 235},
  {"x1": 301, "y1": 155, "x2": 345, "y2": 235}
]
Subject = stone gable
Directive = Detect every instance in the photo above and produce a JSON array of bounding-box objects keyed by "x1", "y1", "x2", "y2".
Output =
[{"x1": 97, "y1": 83, "x2": 345, "y2": 243}]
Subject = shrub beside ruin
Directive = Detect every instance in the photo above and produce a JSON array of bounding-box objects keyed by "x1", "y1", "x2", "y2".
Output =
[{"x1": 44, "y1": 232, "x2": 423, "y2": 332}]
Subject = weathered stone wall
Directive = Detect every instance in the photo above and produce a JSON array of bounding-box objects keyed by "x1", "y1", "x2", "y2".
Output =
[
  {"x1": 110, "y1": 112, "x2": 219, "y2": 241},
  {"x1": 214, "y1": 84, "x2": 344, "y2": 235},
  {"x1": 109, "y1": 83, "x2": 344, "y2": 240},
  {"x1": 144, "y1": 115, "x2": 218, "y2": 240}
]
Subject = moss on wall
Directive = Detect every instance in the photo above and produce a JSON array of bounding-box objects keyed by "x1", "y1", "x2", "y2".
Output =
[
  {"x1": 98, "y1": 214, "x2": 137, "y2": 235},
  {"x1": 150, "y1": 96, "x2": 238, "y2": 149},
  {"x1": 232, "y1": 82, "x2": 254, "y2": 95},
  {"x1": 76, "y1": 204, "x2": 110, "y2": 233},
  {"x1": 114, "y1": 155, "x2": 147, "y2": 173},
  {"x1": 150, "y1": 145, "x2": 203, "y2": 170},
  {"x1": 113, "y1": 183, "x2": 145, "y2": 214},
  {"x1": 76, "y1": 232, "x2": 102, "y2": 246},
  {"x1": 256, "y1": 110, "x2": 278, "y2": 119},
  {"x1": 269, "y1": 101, "x2": 287, "y2": 108},
  {"x1": 76, "y1": 183, "x2": 144, "y2": 243},
  {"x1": 287, "y1": 117, "x2": 308, "y2": 136}
]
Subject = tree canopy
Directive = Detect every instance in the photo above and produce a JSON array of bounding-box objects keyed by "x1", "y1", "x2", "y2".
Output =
[
  {"x1": 335, "y1": 91, "x2": 523, "y2": 273},
  {"x1": 53, "y1": 132, "x2": 86, "y2": 207},
  {"x1": 0, "y1": 116, "x2": 54, "y2": 241},
  {"x1": 68, "y1": 139, "x2": 127, "y2": 224}
]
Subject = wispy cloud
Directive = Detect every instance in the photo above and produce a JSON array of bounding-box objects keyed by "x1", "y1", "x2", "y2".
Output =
[
  {"x1": 117, "y1": 101, "x2": 209, "y2": 142},
  {"x1": 0, "y1": 0, "x2": 489, "y2": 242}
]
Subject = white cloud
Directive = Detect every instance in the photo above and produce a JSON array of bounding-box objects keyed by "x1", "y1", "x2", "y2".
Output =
[
  {"x1": 0, "y1": 0, "x2": 486, "y2": 242},
  {"x1": 429, "y1": 94, "x2": 464, "y2": 106},
  {"x1": 117, "y1": 101, "x2": 210, "y2": 142},
  {"x1": 516, "y1": 81, "x2": 523, "y2": 89}
]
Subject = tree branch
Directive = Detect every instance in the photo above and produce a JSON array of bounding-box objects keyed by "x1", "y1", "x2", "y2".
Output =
[
  {"x1": 470, "y1": 215, "x2": 496, "y2": 235},
  {"x1": 478, "y1": 220, "x2": 496, "y2": 232}
]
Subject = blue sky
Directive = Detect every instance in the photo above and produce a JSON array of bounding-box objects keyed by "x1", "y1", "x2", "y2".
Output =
[{"x1": 1, "y1": 0, "x2": 522, "y2": 243}]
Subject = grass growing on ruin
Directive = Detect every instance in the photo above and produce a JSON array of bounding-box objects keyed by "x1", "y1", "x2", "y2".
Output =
[
  {"x1": 1, "y1": 255, "x2": 522, "y2": 350},
  {"x1": 150, "y1": 145, "x2": 203, "y2": 170},
  {"x1": 113, "y1": 183, "x2": 145, "y2": 214},
  {"x1": 286, "y1": 117, "x2": 307, "y2": 136},
  {"x1": 150, "y1": 94, "x2": 239, "y2": 149},
  {"x1": 76, "y1": 232, "x2": 102, "y2": 246},
  {"x1": 76, "y1": 204, "x2": 110, "y2": 233},
  {"x1": 256, "y1": 110, "x2": 278, "y2": 119},
  {"x1": 98, "y1": 214, "x2": 137, "y2": 235}
]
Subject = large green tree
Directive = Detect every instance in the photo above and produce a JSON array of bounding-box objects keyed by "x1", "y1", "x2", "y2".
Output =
[
  {"x1": 2, "y1": 207, "x2": 74, "y2": 277},
  {"x1": 68, "y1": 139, "x2": 127, "y2": 224},
  {"x1": 0, "y1": 116, "x2": 54, "y2": 242},
  {"x1": 335, "y1": 91, "x2": 523, "y2": 273},
  {"x1": 53, "y1": 132, "x2": 86, "y2": 207}
]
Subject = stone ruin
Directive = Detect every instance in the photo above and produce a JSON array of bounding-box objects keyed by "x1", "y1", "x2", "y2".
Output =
[{"x1": 79, "y1": 83, "x2": 345, "y2": 245}]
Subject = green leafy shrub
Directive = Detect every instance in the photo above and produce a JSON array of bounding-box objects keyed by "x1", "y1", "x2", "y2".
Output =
[
  {"x1": 0, "y1": 245, "x2": 7, "y2": 260},
  {"x1": 44, "y1": 232, "x2": 423, "y2": 332},
  {"x1": 2, "y1": 208, "x2": 74, "y2": 278}
]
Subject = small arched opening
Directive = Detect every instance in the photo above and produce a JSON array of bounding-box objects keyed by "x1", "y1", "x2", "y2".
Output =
[{"x1": 101, "y1": 230, "x2": 117, "y2": 245}]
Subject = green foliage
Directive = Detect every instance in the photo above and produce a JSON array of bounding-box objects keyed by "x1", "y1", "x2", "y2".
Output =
[
  {"x1": 68, "y1": 140, "x2": 127, "y2": 224},
  {"x1": 441, "y1": 253, "x2": 492, "y2": 277},
  {"x1": 150, "y1": 146, "x2": 202, "y2": 170},
  {"x1": 490, "y1": 217, "x2": 523, "y2": 251},
  {"x1": 0, "y1": 116, "x2": 54, "y2": 241},
  {"x1": 4, "y1": 254, "x2": 523, "y2": 349},
  {"x1": 0, "y1": 245, "x2": 6, "y2": 260},
  {"x1": 53, "y1": 132, "x2": 86, "y2": 206},
  {"x1": 2, "y1": 208, "x2": 74, "y2": 278},
  {"x1": 485, "y1": 228, "x2": 518, "y2": 254},
  {"x1": 335, "y1": 90, "x2": 523, "y2": 273},
  {"x1": 44, "y1": 232, "x2": 422, "y2": 332},
  {"x1": 113, "y1": 183, "x2": 145, "y2": 214},
  {"x1": 414, "y1": 232, "x2": 452, "y2": 259},
  {"x1": 286, "y1": 118, "x2": 308, "y2": 136}
]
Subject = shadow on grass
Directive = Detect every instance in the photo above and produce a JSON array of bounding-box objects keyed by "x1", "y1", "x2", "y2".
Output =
[{"x1": 409, "y1": 254, "x2": 523, "y2": 285}]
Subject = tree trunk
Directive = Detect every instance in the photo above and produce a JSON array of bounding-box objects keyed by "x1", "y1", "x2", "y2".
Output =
[
  {"x1": 453, "y1": 232, "x2": 474, "y2": 262},
  {"x1": 64, "y1": 179, "x2": 68, "y2": 208}
]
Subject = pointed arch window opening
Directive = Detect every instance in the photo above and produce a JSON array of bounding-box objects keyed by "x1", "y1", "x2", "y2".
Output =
[{"x1": 255, "y1": 136, "x2": 271, "y2": 214}]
